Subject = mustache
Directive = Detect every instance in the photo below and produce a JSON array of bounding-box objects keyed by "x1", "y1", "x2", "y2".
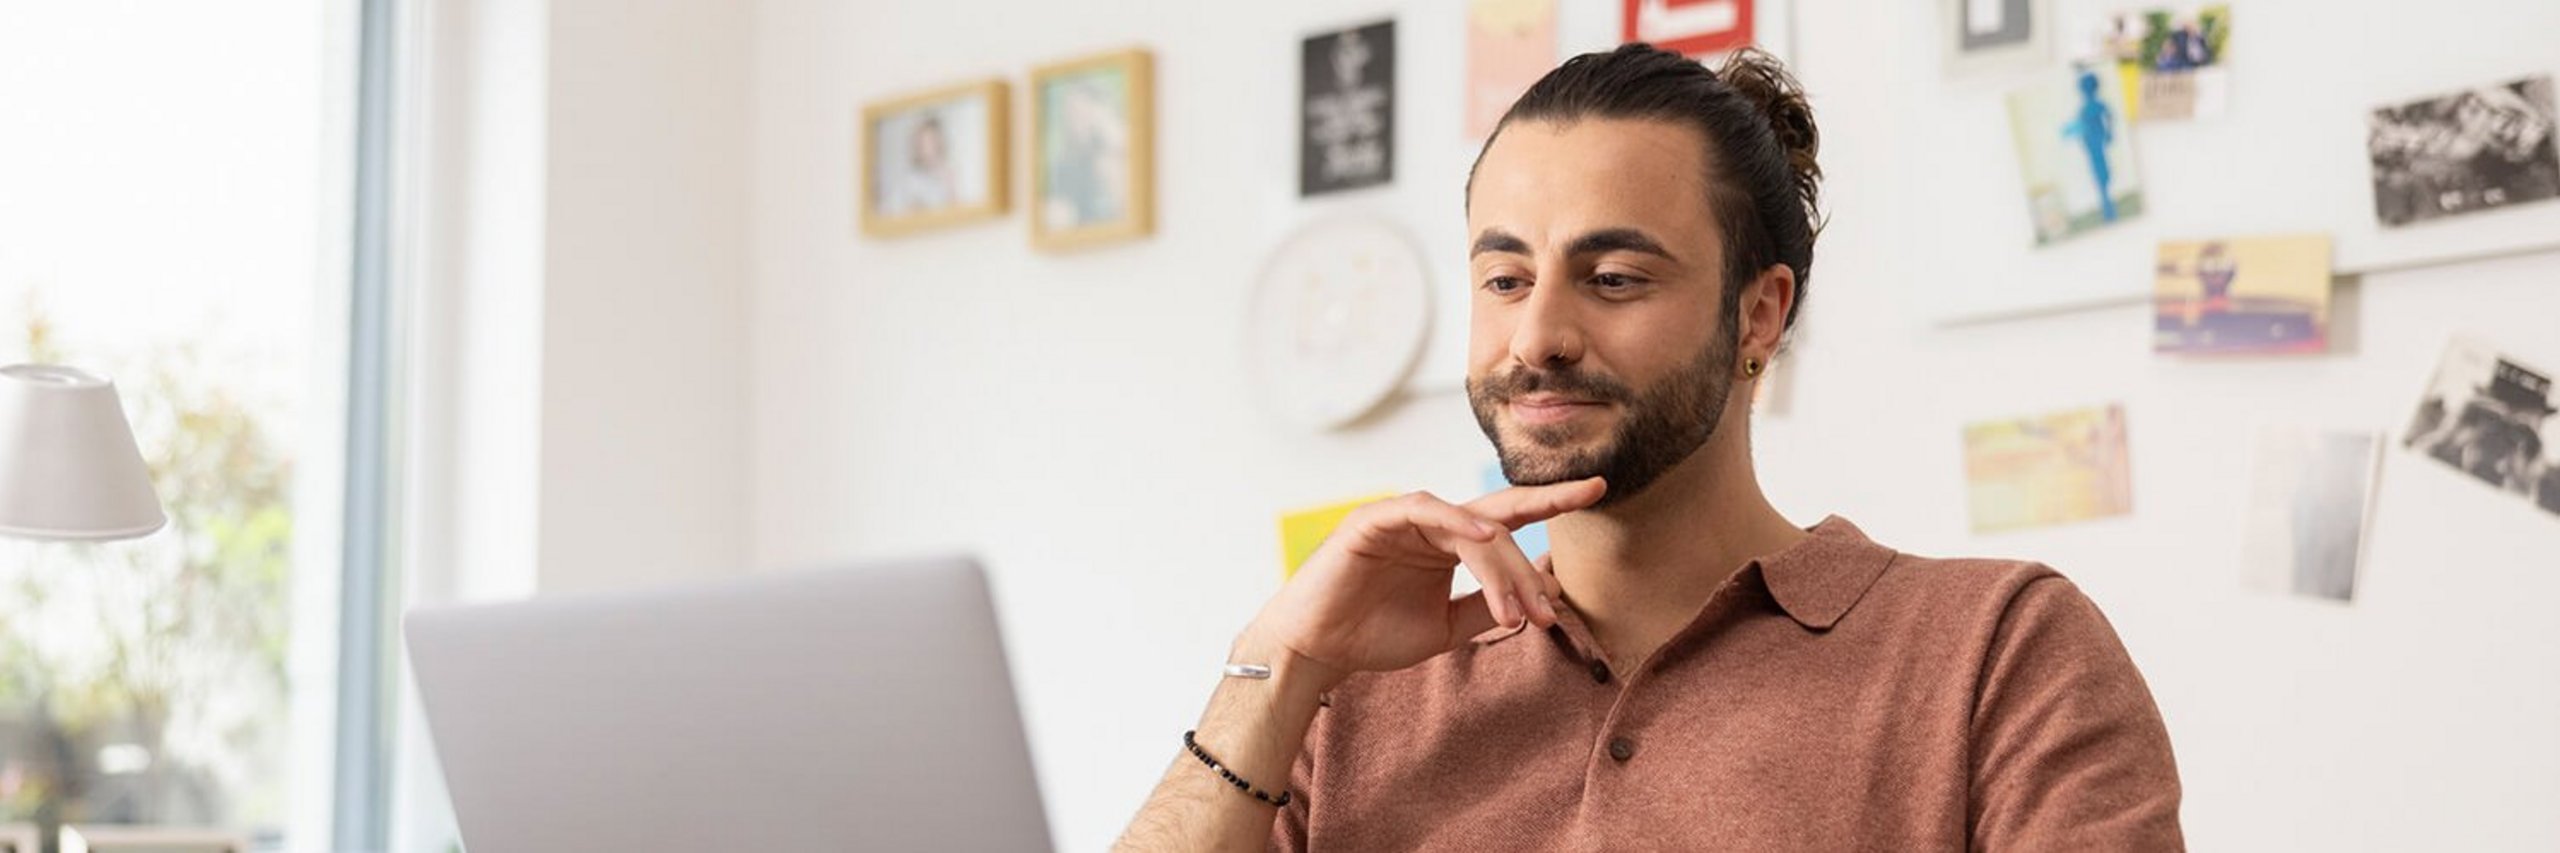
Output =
[{"x1": 1471, "y1": 366, "x2": 1634, "y2": 404}]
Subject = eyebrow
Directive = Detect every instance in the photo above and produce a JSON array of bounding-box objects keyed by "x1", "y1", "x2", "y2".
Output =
[
  {"x1": 1467, "y1": 227, "x2": 1681, "y2": 263},
  {"x1": 1566, "y1": 228, "x2": 1679, "y2": 263},
  {"x1": 1470, "y1": 229, "x2": 1530, "y2": 258}
]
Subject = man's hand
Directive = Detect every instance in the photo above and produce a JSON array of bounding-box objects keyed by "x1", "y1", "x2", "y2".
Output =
[
  {"x1": 1240, "y1": 477, "x2": 1607, "y2": 692},
  {"x1": 1114, "y1": 477, "x2": 1604, "y2": 853}
]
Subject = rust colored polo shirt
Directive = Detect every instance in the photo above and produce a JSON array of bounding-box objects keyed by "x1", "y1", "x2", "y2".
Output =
[{"x1": 1271, "y1": 516, "x2": 2182, "y2": 851}]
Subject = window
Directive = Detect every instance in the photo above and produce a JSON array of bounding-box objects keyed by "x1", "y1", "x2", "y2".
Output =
[{"x1": 0, "y1": 1, "x2": 352, "y2": 848}]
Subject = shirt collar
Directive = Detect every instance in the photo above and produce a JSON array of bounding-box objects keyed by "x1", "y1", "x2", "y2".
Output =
[
  {"x1": 1758, "y1": 515, "x2": 1899, "y2": 630},
  {"x1": 1471, "y1": 514, "x2": 1899, "y2": 647}
]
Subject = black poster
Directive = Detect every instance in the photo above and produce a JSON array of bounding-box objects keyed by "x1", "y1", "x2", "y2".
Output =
[{"x1": 1301, "y1": 19, "x2": 1396, "y2": 197}]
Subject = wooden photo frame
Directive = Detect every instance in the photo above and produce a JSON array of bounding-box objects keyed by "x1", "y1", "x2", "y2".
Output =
[
  {"x1": 859, "y1": 79, "x2": 1011, "y2": 237},
  {"x1": 1028, "y1": 48, "x2": 1156, "y2": 251}
]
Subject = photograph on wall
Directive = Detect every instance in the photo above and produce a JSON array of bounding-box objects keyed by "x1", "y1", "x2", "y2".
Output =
[
  {"x1": 2006, "y1": 63, "x2": 2145, "y2": 245},
  {"x1": 1466, "y1": 0, "x2": 1557, "y2": 141},
  {"x1": 2152, "y1": 234, "x2": 2331, "y2": 355},
  {"x1": 859, "y1": 79, "x2": 1008, "y2": 237},
  {"x1": 1944, "y1": 0, "x2": 2048, "y2": 77},
  {"x1": 1031, "y1": 49, "x2": 1154, "y2": 251},
  {"x1": 2241, "y1": 427, "x2": 2380, "y2": 603},
  {"x1": 1622, "y1": 0, "x2": 1754, "y2": 58},
  {"x1": 2403, "y1": 337, "x2": 2560, "y2": 517},
  {"x1": 2368, "y1": 74, "x2": 2560, "y2": 228},
  {"x1": 1301, "y1": 19, "x2": 1396, "y2": 197},
  {"x1": 1962, "y1": 403, "x2": 2135, "y2": 534},
  {"x1": 2089, "y1": 5, "x2": 2229, "y2": 121}
]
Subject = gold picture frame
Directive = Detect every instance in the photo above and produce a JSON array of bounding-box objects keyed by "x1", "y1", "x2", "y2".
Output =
[
  {"x1": 859, "y1": 79, "x2": 1011, "y2": 237},
  {"x1": 1028, "y1": 48, "x2": 1155, "y2": 251}
]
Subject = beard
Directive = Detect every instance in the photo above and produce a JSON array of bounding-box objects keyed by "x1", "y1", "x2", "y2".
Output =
[{"x1": 1467, "y1": 326, "x2": 1737, "y2": 510}]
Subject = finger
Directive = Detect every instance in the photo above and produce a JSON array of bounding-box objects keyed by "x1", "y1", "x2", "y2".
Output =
[
  {"x1": 1451, "y1": 532, "x2": 1553, "y2": 628},
  {"x1": 1352, "y1": 492, "x2": 1501, "y2": 554},
  {"x1": 1466, "y1": 477, "x2": 1608, "y2": 530},
  {"x1": 1444, "y1": 592, "x2": 1500, "y2": 651},
  {"x1": 1530, "y1": 553, "x2": 1562, "y2": 603},
  {"x1": 1483, "y1": 534, "x2": 1558, "y2": 626}
]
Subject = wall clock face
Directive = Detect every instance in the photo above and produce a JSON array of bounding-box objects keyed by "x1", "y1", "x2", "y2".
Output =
[{"x1": 1246, "y1": 218, "x2": 1433, "y2": 430}]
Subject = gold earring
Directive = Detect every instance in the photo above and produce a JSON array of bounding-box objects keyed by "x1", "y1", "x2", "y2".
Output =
[{"x1": 1743, "y1": 357, "x2": 1764, "y2": 378}]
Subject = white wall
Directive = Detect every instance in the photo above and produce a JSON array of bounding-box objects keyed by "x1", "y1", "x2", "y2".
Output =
[
  {"x1": 538, "y1": 0, "x2": 752, "y2": 593},
  {"x1": 736, "y1": 1, "x2": 2560, "y2": 851},
  {"x1": 391, "y1": 0, "x2": 752, "y2": 848}
]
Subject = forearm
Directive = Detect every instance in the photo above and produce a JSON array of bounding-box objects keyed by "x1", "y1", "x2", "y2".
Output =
[{"x1": 1114, "y1": 634, "x2": 1334, "y2": 853}]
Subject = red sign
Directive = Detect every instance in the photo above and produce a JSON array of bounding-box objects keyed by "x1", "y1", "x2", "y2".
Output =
[{"x1": 1621, "y1": 0, "x2": 1754, "y2": 57}]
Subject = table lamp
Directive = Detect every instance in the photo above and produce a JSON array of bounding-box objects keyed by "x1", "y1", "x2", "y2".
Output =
[{"x1": 0, "y1": 363, "x2": 165, "y2": 541}]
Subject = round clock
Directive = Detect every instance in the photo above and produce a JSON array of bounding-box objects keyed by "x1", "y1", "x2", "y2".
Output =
[{"x1": 1244, "y1": 218, "x2": 1434, "y2": 431}]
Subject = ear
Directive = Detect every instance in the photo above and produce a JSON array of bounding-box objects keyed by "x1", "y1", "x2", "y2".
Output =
[{"x1": 1737, "y1": 264, "x2": 1796, "y2": 368}]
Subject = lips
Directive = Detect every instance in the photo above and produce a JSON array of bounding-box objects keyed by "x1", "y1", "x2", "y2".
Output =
[{"x1": 1509, "y1": 395, "x2": 1606, "y2": 426}]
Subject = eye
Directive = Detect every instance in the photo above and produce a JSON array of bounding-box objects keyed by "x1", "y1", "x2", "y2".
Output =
[
  {"x1": 1483, "y1": 275, "x2": 1529, "y2": 295},
  {"x1": 1590, "y1": 273, "x2": 1646, "y2": 290}
]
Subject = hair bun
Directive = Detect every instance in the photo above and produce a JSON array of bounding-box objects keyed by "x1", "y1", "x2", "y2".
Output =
[{"x1": 1713, "y1": 47, "x2": 1821, "y2": 228}]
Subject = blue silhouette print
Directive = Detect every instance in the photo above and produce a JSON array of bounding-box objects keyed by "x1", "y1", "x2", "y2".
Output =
[{"x1": 2062, "y1": 67, "x2": 2120, "y2": 223}]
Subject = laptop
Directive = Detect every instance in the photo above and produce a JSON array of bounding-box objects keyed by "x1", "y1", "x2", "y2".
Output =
[{"x1": 405, "y1": 556, "x2": 1052, "y2": 852}]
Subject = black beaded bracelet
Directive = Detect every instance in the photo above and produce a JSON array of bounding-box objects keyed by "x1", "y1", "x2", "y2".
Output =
[{"x1": 1182, "y1": 730, "x2": 1294, "y2": 808}]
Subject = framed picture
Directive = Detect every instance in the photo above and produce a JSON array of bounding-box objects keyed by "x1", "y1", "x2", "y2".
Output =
[
  {"x1": 1943, "y1": 0, "x2": 2049, "y2": 77},
  {"x1": 858, "y1": 79, "x2": 1009, "y2": 237},
  {"x1": 1301, "y1": 19, "x2": 1396, "y2": 197},
  {"x1": 1029, "y1": 48, "x2": 1155, "y2": 251}
]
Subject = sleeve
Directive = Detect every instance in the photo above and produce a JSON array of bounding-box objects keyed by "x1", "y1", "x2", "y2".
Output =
[{"x1": 1968, "y1": 575, "x2": 2184, "y2": 852}]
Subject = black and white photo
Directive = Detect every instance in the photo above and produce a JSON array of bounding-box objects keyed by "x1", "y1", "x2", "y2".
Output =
[
  {"x1": 2241, "y1": 427, "x2": 2380, "y2": 603},
  {"x1": 2367, "y1": 74, "x2": 2560, "y2": 227},
  {"x1": 2404, "y1": 337, "x2": 2560, "y2": 517},
  {"x1": 1301, "y1": 19, "x2": 1395, "y2": 197}
]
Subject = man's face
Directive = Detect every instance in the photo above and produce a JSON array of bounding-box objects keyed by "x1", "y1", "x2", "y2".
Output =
[{"x1": 1465, "y1": 118, "x2": 1740, "y2": 507}]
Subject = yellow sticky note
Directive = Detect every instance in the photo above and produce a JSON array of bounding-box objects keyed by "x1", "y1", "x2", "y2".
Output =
[{"x1": 1278, "y1": 493, "x2": 1397, "y2": 579}]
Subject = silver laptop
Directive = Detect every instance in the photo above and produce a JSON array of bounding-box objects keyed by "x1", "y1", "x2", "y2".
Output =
[{"x1": 405, "y1": 556, "x2": 1052, "y2": 852}]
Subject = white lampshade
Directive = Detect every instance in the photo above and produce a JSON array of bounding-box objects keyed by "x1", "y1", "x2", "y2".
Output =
[{"x1": 0, "y1": 364, "x2": 166, "y2": 541}]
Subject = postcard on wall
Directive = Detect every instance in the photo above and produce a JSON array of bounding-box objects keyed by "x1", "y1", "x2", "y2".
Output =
[
  {"x1": 859, "y1": 79, "x2": 1008, "y2": 237},
  {"x1": 2368, "y1": 74, "x2": 2560, "y2": 228},
  {"x1": 2152, "y1": 234, "x2": 2331, "y2": 355},
  {"x1": 1466, "y1": 0, "x2": 1557, "y2": 141},
  {"x1": 2006, "y1": 64, "x2": 2145, "y2": 245},
  {"x1": 2088, "y1": 5, "x2": 2229, "y2": 121},
  {"x1": 1302, "y1": 19, "x2": 1396, "y2": 197},
  {"x1": 1962, "y1": 403, "x2": 2135, "y2": 534},
  {"x1": 2403, "y1": 338, "x2": 2560, "y2": 517},
  {"x1": 1278, "y1": 493, "x2": 1396, "y2": 579},
  {"x1": 1030, "y1": 49, "x2": 1154, "y2": 251},
  {"x1": 2240, "y1": 427, "x2": 2380, "y2": 603}
]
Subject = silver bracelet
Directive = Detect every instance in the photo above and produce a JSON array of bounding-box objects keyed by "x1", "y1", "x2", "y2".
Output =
[{"x1": 1222, "y1": 662, "x2": 1272, "y2": 679}]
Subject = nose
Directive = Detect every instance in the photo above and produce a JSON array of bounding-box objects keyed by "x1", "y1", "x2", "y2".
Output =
[{"x1": 1508, "y1": 272, "x2": 1585, "y2": 370}]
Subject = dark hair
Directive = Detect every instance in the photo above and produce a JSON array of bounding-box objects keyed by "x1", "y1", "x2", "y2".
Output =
[{"x1": 1469, "y1": 43, "x2": 1823, "y2": 334}]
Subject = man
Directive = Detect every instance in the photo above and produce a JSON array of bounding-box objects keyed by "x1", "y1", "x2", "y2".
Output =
[{"x1": 1119, "y1": 45, "x2": 2182, "y2": 851}]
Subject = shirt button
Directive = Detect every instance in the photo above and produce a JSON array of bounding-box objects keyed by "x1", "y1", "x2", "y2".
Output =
[
  {"x1": 1608, "y1": 737, "x2": 1636, "y2": 762},
  {"x1": 1588, "y1": 660, "x2": 1612, "y2": 684}
]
